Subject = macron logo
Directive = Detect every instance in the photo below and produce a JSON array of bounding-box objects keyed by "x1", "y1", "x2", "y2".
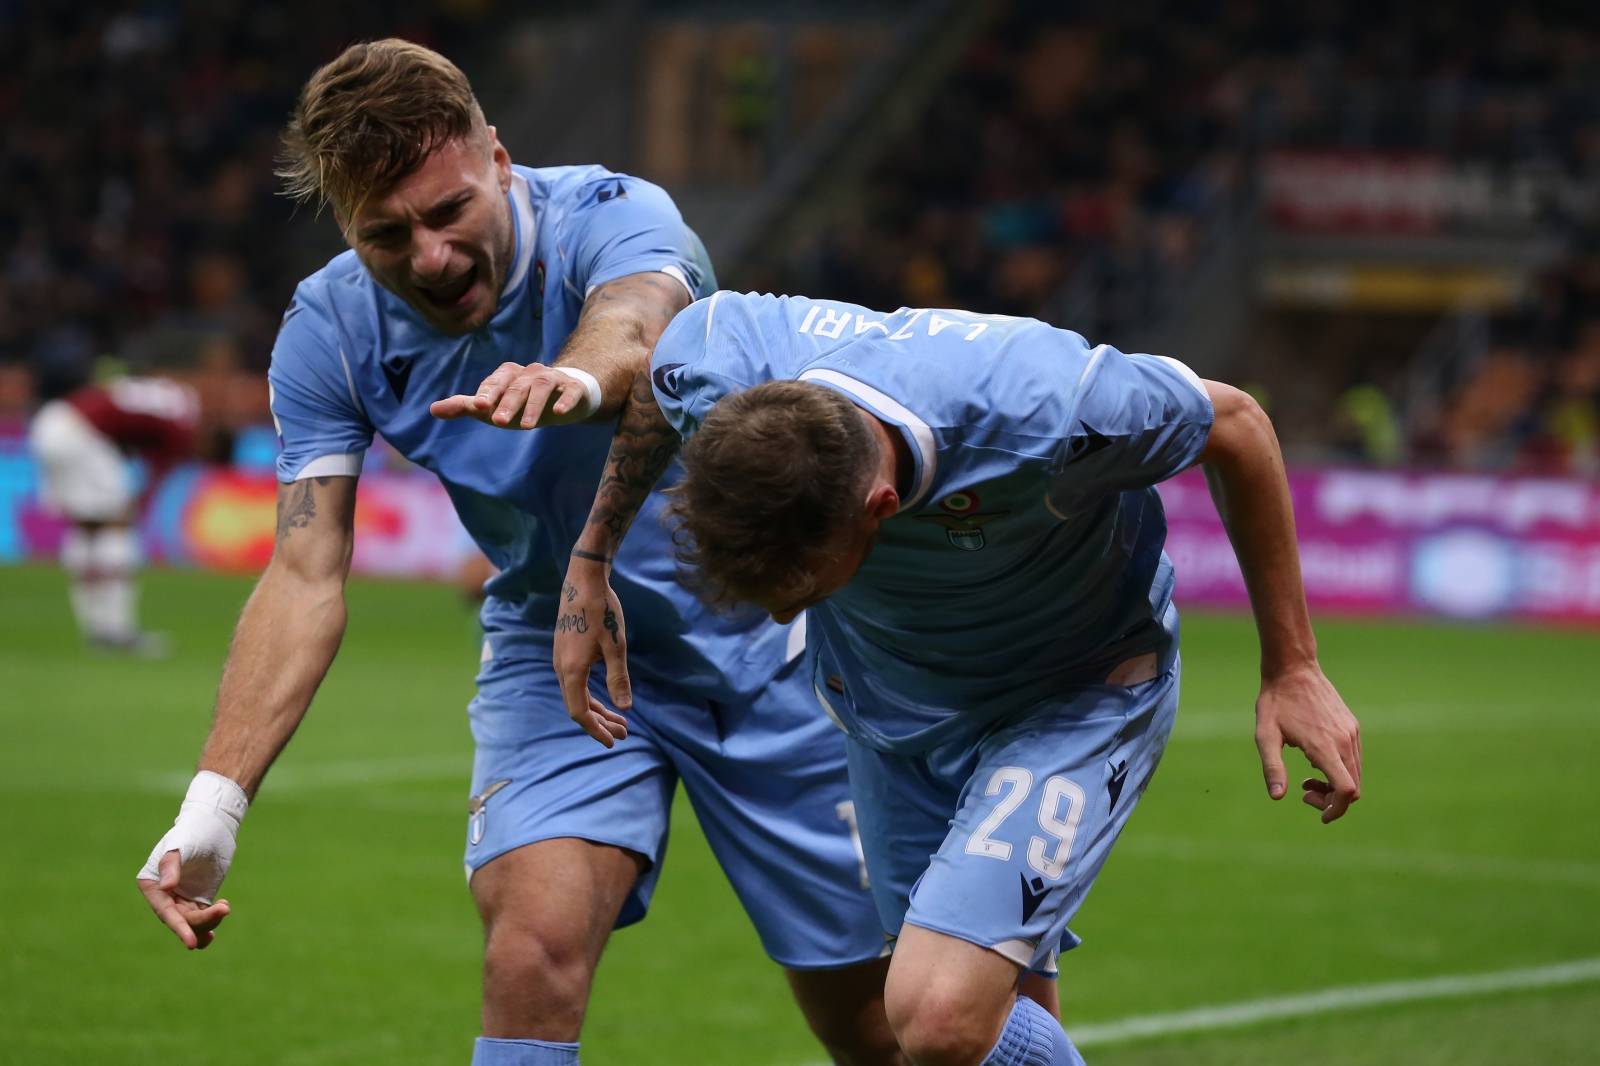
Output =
[{"x1": 1020, "y1": 873, "x2": 1053, "y2": 923}]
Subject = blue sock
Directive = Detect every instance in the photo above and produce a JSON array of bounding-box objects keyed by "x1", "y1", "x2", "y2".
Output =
[
  {"x1": 980, "y1": 995, "x2": 1084, "y2": 1066},
  {"x1": 471, "y1": 1037, "x2": 580, "y2": 1065}
]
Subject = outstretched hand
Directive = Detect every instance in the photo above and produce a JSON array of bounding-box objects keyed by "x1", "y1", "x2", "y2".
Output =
[
  {"x1": 1254, "y1": 663, "x2": 1362, "y2": 823},
  {"x1": 553, "y1": 559, "x2": 634, "y2": 747},
  {"x1": 430, "y1": 362, "x2": 593, "y2": 429}
]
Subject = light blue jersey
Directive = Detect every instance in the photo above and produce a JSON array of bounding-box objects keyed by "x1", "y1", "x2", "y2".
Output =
[
  {"x1": 268, "y1": 173, "x2": 885, "y2": 969},
  {"x1": 268, "y1": 166, "x2": 785, "y2": 698},
  {"x1": 651, "y1": 291, "x2": 1215, "y2": 754}
]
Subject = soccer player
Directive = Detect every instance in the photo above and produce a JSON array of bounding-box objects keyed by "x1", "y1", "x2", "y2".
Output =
[
  {"x1": 134, "y1": 43, "x2": 900, "y2": 1066},
  {"x1": 541, "y1": 292, "x2": 1364, "y2": 1065},
  {"x1": 29, "y1": 372, "x2": 199, "y2": 655}
]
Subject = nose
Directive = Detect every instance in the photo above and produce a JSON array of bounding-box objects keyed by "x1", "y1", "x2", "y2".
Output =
[{"x1": 410, "y1": 230, "x2": 450, "y2": 281}]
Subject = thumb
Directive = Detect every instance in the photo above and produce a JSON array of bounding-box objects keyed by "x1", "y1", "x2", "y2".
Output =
[
  {"x1": 602, "y1": 639, "x2": 632, "y2": 711},
  {"x1": 429, "y1": 396, "x2": 473, "y2": 420},
  {"x1": 158, "y1": 848, "x2": 182, "y2": 891},
  {"x1": 1255, "y1": 720, "x2": 1287, "y2": 800}
]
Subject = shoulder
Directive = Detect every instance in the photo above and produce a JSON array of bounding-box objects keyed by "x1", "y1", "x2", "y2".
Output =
[{"x1": 275, "y1": 251, "x2": 382, "y2": 364}]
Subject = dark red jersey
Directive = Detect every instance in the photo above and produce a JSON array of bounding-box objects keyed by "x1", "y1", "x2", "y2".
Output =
[{"x1": 67, "y1": 378, "x2": 199, "y2": 473}]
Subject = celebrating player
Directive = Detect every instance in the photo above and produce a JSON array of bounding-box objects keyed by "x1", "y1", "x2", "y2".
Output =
[
  {"x1": 135, "y1": 42, "x2": 901, "y2": 1066},
  {"x1": 544, "y1": 292, "x2": 1363, "y2": 1065},
  {"x1": 29, "y1": 371, "x2": 199, "y2": 656}
]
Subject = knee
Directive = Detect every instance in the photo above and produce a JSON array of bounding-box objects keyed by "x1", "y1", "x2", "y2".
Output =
[
  {"x1": 885, "y1": 983, "x2": 998, "y2": 1066},
  {"x1": 481, "y1": 921, "x2": 594, "y2": 1036}
]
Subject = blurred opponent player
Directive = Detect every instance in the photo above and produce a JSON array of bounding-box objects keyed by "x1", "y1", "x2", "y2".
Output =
[
  {"x1": 538, "y1": 292, "x2": 1364, "y2": 1065},
  {"x1": 134, "y1": 42, "x2": 900, "y2": 1066},
  {"x1": 29, "y1": 372, "x2": 198, "y2": 655}
]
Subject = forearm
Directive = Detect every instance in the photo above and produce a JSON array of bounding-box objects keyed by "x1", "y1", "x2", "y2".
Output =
[
  {"x1": 553, "y1": 272, "x2": 688, "y2": 418},
  {"x1": 197, "y1": 561, "x2": 347, "y2": 797},
  {"x1": 1200, "y1": 392, "x2": 1318, "y2": 678},
  {"x1": 572, "y1": 370, "x2": 681, "y2": 560}
]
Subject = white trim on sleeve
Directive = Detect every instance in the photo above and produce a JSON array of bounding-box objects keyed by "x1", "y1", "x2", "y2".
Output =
[
  {"x1": 1154, "y1": 355, "x2": 1210, "y2": 401},
  {"x1": 292, "y1": 452, "x2": 364, "y2": 480},
  {"x1": 583, "y1": 264, "x2": 696, "y2": 302},
  {"x1": 797, "y1": 368, "x2": 937, "y2": 511}
]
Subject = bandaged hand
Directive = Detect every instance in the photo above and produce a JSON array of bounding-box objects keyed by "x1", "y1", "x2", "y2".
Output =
[{"x1": 137, "y1": 771, "x2": 248, "y2": 949}]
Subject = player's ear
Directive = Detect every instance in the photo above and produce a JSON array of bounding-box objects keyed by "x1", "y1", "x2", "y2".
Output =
[
  {"x1": 485, "y1": 125, "x2": 512, "y2": 190},
  {"x1": 865, "y1": 483, "x2": 899, "y2": 521}
]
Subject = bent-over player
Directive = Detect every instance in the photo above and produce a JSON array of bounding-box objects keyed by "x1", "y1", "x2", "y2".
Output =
[{"x1": 540, "y1": 292, "x2": 1363, "y2": 1065}]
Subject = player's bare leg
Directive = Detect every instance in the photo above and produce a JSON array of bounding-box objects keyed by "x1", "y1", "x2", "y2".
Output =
[
  {"x1": 1019, "y1": 972, "x2": 1060, "y2": 1018},
  {"x1": 786, "y1": 957, "x2": 906, "y2": 1065},
  {"x1": 470, "y1": 837, "x2": 646, "y2": 1040},
  {"x1": 884, "y1": 925, "x2": 1080, "y2": 1066}
]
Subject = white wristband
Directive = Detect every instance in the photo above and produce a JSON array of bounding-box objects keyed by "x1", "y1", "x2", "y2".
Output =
[
  {"x1": 551, "y1": 366, "x2": 603, "y2": 422},
  {"x1": 137, "y1": 771, "x2": 249, "y2": 903}
]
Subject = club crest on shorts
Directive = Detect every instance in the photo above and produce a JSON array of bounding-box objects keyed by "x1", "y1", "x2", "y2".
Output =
[
  {"x1": 467, "y1": 778, "x2": 512, "y2": 847},
  {"x1": 914, "y1": 490, "x2": 1006, "y2": 551}
]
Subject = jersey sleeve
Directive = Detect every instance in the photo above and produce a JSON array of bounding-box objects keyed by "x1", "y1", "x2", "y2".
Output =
[
  {"x1": 267, "y1": 290, "x2": 374, "y2": 483},
  {"x1": 1048, "y1": 348, "x2": 1214, "y2": 511},
  {"x1": 565, "y1": 174, "x2": 709, "y2": 300}
]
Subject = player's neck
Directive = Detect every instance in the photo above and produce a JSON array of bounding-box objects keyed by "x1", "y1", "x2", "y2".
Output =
[{"x1": 864, "y1": 413, "x2": 913, "y2": 503}]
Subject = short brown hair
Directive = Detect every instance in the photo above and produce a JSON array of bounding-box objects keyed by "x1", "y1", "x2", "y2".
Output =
[
  {"x1": 277, "y1": 38, "x2": 486, "y2": 219},
  {"x1": 667, "y1": 381, "x2": 876, "y2": 609}
]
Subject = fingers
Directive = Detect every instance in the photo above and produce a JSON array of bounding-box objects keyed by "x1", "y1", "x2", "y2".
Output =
[
  {"x1": 493, "y1": 374, "x2": 554, "y2": 428},
  {"x1": 599, "y1": 628, "x2": 632, "y2": 711},
  {"x1": 1254, "y1": 721, "x2": 1287, "y2": 800},
  {"x1": 139, "y1": 878, "x2": 197, "y2": 949},
  {"x1": 428, "y1": 394, "x2": 487, "y2": 420},
  {"x1": 522, "y1": 379, "x2": 586, "y2": 428},
  {"x1": 138, "y1": 879, "x2": 231, "y2": 950},
  {"x1": 1300, "y1": 742, "x2": 1360, "y2": 823}
]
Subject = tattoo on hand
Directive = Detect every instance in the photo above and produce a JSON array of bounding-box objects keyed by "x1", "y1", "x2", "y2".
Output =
[
  {"x1": 563, "y1": 582, "x2": 577, "y2": 603},
  {"x1": 556, "y1": 610, "x2": 589, "y2": 634},
  {"x1": 603, "y1": 606, "x2": 620, "y2": 645}
]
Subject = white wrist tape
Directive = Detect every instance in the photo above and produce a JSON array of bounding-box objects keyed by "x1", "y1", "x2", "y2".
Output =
[
  {"x1": 550, "y1": 366, "x2": 603, "y2": 422},
  {"x1": 137, "y1": 771, "x2": 249, "y2": 904}
]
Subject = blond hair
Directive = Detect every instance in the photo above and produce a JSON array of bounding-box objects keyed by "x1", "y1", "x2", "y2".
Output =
[{"x1": 277, "y1": 38, "x2": 486, "y2": 219}]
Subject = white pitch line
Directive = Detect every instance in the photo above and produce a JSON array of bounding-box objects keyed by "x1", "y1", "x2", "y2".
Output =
[
  {"x1": 791, "y1": 957, "x2": 1600, "y2": 1065},
  {"x1": 1070, "y1": 956, "x2": 1600, "y2": 1048},
  {"x1": 134, "y1": 754, "x2": 466, "y2": 795}
]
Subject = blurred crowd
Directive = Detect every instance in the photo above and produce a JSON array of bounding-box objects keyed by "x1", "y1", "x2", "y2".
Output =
[
  {"x1": 2, "y1": 0, "x2": 1596, "y2": 474},
  {"x1": 0, "y1": 0, "x2": 499, "y2": 427},
  {"x1": 760, "y1": 1, "x2": 1599, "y2": 473}
]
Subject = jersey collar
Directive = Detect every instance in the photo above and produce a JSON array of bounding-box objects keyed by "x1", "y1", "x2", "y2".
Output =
[
  {"x1": 795, "y1": 368, "x2": 936, "y2": 512},
  {"x1": 500, "y1": 173, "x2": 537, "y2": 299}
]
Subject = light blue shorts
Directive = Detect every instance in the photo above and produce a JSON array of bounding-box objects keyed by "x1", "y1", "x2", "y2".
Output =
[
  {"x1": 845, "y1": 657, "x2": 1180, "y2": 974},
  {"x1": 465, "y1": 647, "x2": 885, "y2": 970}
]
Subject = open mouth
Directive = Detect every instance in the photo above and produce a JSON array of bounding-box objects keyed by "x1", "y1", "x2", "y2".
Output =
[{"x1": 419, "y1": 264, "x2": 478, "y2": 310}]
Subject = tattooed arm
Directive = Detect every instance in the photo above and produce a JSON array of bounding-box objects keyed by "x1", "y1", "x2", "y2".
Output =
[
  {"x1": 196, "y1": 475, "x2": 357, "y2": 795},
  {"x1": 553, "y1": 370, "x2": 684, "y2": 746},
  {"x1": 430, "y1": 272, "x2": 691, "y2": 428},
  {"x1": 136, "y1": 475, "x2": 356, "y2": 950}
]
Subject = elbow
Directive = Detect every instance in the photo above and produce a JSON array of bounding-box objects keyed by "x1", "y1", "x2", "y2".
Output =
[{"x1": 1200, "y1": 381, "x2": 1277, "y2": 466}]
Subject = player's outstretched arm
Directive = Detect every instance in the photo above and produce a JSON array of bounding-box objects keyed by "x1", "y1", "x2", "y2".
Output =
[
  {"x1": 555, "y1": 370, "x2": 683, "y2": 746},
  {"x1": 1197, "y1": 381, "x2": 1363, "y2": 823},
  {"x1": 137, "y1": 475, "x2": 357, "y2": 948},
  {"x1": 429, "y1": 271, "x2": 691, "y2": 429}
]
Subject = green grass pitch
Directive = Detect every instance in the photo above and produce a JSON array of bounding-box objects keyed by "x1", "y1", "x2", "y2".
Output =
[{"x1": 2, "y1": 564, "x2": 1597, "y2": 1064}]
